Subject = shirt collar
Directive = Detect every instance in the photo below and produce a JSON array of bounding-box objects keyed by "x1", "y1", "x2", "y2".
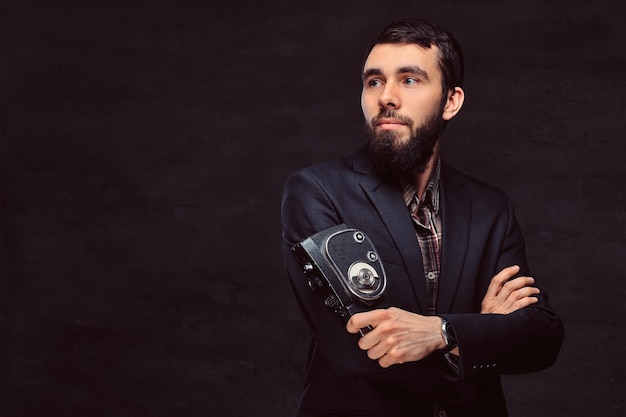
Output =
[{"x1": 401, "y1": 158, "x2": 441, "y2": 214}]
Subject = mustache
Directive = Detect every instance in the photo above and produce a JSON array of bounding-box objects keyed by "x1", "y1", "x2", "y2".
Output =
[{"x1": 371, "y1": 110, "x2": 413, "y2": 127}]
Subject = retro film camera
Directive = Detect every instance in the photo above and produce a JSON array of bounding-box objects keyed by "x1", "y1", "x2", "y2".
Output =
[{"x1": 291, "y1": 224, "x2": 387, "y2": 334}]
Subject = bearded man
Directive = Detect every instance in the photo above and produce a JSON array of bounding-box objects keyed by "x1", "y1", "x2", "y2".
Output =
[{"x1": 281, "y1": 19, "x2": 563, "y2": 417}]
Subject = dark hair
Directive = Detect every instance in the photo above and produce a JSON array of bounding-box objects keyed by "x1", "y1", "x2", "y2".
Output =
[{"x1": 366, "y1": 19, "x2": 464, "y2": 95}]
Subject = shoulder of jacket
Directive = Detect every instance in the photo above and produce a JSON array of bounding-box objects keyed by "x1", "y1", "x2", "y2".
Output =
[
  {"x1": 293, "y1": 149, "x2": 364, "y2": 178},
  {"x1": 442, "y1": 162, "x2": 510, "y2": 203}
]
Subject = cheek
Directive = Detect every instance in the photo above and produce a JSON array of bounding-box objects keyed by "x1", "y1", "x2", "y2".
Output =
[
  {"x1": 361, "y1": 93, "x2": 376, "y2": 121},
  {"x1": 360, "y1": 92, "x2": 367, "y2": 115}
]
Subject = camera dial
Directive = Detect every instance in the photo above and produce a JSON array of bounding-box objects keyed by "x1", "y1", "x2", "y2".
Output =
[
  {"x1": 357, "y1": 268, "x2": 375, "y2": 287},
  {"x1": 348, "y1": 262, "x2": 382, "y2": 298}
]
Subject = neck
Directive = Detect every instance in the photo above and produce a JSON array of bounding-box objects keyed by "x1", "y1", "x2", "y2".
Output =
[{"x1": 409, "y1": 146, "x2": 439, "y2": 199}]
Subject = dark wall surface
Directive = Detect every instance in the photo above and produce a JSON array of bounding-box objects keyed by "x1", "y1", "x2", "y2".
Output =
[{"x1": 1, "y1": 0, "x2": 625, "y2": 416}]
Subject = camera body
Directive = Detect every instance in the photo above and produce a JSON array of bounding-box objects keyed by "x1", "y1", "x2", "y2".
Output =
[{"x1": 291, "y1": 224, "x2": 387, "y2": 333}]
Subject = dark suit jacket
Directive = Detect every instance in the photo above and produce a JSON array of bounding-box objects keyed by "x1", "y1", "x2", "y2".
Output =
[{"x1": 281, "y1": 148, "x2": 564, "y2": 417}]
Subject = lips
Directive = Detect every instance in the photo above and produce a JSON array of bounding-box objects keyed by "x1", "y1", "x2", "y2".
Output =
[
  {"x1": 375, "y1": 118, "x2": 409, "y2": 130},
  {"x1": 375, "y1": 118, "x2": 406, "y2": 126}
]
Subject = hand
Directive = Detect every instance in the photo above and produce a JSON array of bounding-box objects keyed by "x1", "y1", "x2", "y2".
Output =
[
  {"x1": 481, "y1": 265, "x2": 540, "y2": 314},
  {"x1": 346, "y1": 307, "x2": 446, "y2": 368}
]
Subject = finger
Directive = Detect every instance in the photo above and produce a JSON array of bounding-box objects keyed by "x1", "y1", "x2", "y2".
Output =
[
  {"x1": 346, "y1": 309, "x2": 384, "y2": 334},
  {"x1": 378, "y1": 345, "x2": 413, "y2": 368},
  {"x1": 503, "y1": 284, "x2": 540, "y2": 303},
  {"x1": 500, "y1": 284, "x2": 537, "y2": 302},
  {"x1": 365, "y1": 340, "x2": 387, "y2": 360},
  {"x1": 503, "y1": 276, "x2": 536, "y2": 292},
  {"x1": 357, "y1": 328, "x2": 381, "y2": 350},
  {"x1": 485, "y1": 265, "x2": 520, "y2": 299},
  {"x1": 496, "y1": 276, "x2": 535, "y2": 303},
  {"x1": 509, "y1": 296, "x2": 539, "y2": 312},
  {"x1": 517, "y1": 286, "x2": 540, "y2": 295},
  {"x1": 500, "y1": 289, "x2": 540, "y2": 313},
  {"x1": 512, "y1": 286, "x2": 541, "y2": 301},
  {"x1": 378, "y1": 353, "x2": 395, "y2": 368}
]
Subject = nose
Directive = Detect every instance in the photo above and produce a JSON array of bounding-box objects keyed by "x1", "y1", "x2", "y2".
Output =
[{"x1": 378, "y1": 83, "x2": 400, "y2": 109}]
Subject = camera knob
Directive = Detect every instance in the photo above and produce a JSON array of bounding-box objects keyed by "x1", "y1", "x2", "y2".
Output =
[
  {"x1": 303, "y1": 262, "x2": 314, "y2": 273},
  {"x1": 353, "y1": 231, "x2": 365, "y2": 243},
  {"x1": 357, "y1": 268, "x2": 375, "y2": 287},
  {"x1": 367, "y1": 251, "x2": 379, "y2": 262},
  {"x1": 307, "y1": 276, "x2": 323, "y2": 291}
]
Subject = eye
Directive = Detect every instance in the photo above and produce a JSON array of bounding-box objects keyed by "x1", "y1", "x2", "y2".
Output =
[
  {"x1": 403, "y1": 77, "x2": 420, "y2": 86},
  {"x1": 366, "y1": 78, "x2": 383, "y2": 88}
]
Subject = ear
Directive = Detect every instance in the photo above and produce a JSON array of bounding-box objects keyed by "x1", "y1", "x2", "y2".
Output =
[{"x1": 442, "y1": 87, "x2": 465, "y2": 121}]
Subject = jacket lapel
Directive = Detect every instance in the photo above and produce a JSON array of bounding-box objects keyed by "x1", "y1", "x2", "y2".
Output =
[
  {"x1": 352, "y1": 150, "x2": 430, "y2": 313},
  {"x1": 437, "y1": 164, "x2": 471, "y2": 313}
]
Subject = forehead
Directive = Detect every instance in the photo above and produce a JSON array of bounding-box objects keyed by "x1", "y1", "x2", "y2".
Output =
[{"x1": 363, "y1": 43, "x2": 442, "y2": 79}]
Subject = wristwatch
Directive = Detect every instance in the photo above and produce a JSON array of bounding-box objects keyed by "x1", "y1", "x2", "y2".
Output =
[{"x1": 440, "y1": 318, "x2": 457, "y2": 353}]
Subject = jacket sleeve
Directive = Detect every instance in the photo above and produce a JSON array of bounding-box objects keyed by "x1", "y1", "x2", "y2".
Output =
[
  {"x1": 440, "y1": 197, "x2": 564, "y2": 380},
  {"x1": 282, "y1": 170, "x2": 405, "y2": 375},
  {"x1": 281, "y1": 169, "x2": 475, "y2": 398}
]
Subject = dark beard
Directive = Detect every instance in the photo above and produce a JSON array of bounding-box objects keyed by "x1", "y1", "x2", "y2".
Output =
[{"x1": 366, "y1": 109, "x2": 444, "y2": 177}]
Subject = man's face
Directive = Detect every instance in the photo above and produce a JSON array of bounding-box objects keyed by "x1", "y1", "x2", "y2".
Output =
[{"x1": 361, "y1": 43, "x2": 447, "y2": 175}]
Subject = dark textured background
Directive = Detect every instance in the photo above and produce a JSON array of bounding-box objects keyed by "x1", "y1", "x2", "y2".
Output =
[{"x1": 1, "y1": 0, "x2": 625, "y2": 416}]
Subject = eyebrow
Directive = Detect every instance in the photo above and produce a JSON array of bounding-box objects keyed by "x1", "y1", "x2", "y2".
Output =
[
  {"x1": 398, "y1": 66, "x2": 430, "y2": 80},
  {"x1": 362, "y1": 68, "x2": 382, "y2": 81},
  {"x1": 362, "y1": 65, "x2": 430, "y2": 81}
]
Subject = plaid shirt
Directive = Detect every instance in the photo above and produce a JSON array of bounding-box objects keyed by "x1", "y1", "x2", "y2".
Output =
[{"x1": 401, "y1": 159, "x2": 442, "y2": 315}]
